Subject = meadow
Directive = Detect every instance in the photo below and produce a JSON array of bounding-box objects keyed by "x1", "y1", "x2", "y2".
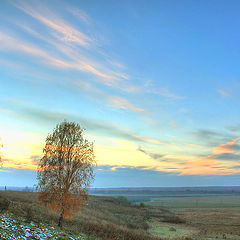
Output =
[
  {"x1": 0, "y1": 191, "x2": 163, "y2": 240},
  {"x1": 145, "y1": 197, "x2": 240, "y2": 239},
  {"x1": 0, "y1": 188, "x2": 240, "y2": 239}
]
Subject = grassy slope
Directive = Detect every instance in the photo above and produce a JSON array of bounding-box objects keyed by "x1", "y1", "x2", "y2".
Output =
[
  {"x1": 0, "y1": 191, "x2": 167, "y2": 240},
  {"x1": 3, "y1": 191, "x2": 239, "y2": 240}
]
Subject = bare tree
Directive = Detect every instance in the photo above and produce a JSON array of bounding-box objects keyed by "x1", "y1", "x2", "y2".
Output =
[{"x1": 37, "y1": 121, "x2": 95, "y2": 228}]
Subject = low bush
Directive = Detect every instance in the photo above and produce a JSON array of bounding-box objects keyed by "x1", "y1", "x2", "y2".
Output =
[
  {"x1": 116, "y1": 196, "x2": 131, "y2": 205},
  {"x1": 25, "y1": 206, "x2": 34, "y2": 223},
  {"x1": 0, "y1": 196, "x2": 10, "y2": 212}
]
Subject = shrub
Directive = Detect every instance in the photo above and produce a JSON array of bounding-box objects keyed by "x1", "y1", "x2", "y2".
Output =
[
  {"x1": 116, "y1": 196, "x2": 131, "y2": 205},
  {"x1": 139, "y1": 202, "x2": 145, "y2": 208},
  {"x1": 0, "y1": 196, "x2": 10, "y2": 212},
  {"x1": 25, "y1": 206, "x2": 34, "y2": 223}
]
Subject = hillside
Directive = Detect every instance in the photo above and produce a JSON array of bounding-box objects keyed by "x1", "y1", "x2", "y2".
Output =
[
  {"x1": 0, "y1": 191, "x2": 166, "y2": 240},
  {"x1": 1, "y1": 190, "x2": 240, "y2": 239}
]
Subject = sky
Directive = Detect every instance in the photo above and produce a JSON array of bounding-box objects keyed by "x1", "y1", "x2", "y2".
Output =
[{"x1": 1, "y1": 0, "x2": 240, "y2": 187}]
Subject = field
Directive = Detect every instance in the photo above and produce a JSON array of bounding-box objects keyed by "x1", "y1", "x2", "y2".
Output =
[
  {"x1": 146, "y1": 197, "x2": 240, "y2": 239},
  {"x1": 1, "y1": 187, "x2": 240, "y2": 239},
  {"x1": 91, "y1": 187, "x2": 240, "y2": 239}
]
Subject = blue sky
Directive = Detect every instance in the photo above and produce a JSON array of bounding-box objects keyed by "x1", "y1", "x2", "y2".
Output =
[{"x1": 1, "y1": 0, "x2": 240, "y2": 187}]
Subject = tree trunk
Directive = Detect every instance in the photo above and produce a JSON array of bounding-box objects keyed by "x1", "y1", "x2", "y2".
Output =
[{"x1": 58, "y1": 211, "x2": 64, "y2": 228}]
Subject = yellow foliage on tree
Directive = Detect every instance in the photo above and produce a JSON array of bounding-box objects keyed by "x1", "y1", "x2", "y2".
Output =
[{"x1": 37, "y1": 121, "x2": 96, "y2": 227}]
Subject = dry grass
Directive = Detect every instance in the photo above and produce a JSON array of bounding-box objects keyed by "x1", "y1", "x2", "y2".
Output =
[
  {"x1": 0, "y1": 191, "x2": 164, "y2": 240},
  {"x1": 178, "y1": 207, "x2": 240, "y2": 238},
  {"x1": 5, "y1": 191, "x2": 239, "y2": 239}
]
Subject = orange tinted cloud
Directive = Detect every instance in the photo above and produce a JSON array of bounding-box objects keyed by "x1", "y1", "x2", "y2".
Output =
[
  {"x1": 187, "y1": 143, "x2": 201, "y2": 148},
  {"x1": 13, "y1": 1, "x2": 91, "y2": 47},
  {"x1": 180, "y1": 137, "x2": 240, "y2": 175},
  {"x1": 213, "y1": 137, "x2": 240, "y2": 154}
]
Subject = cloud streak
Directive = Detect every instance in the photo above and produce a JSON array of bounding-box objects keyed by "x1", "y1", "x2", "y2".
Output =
[
  {"x1": 72, "y1": 79, "x2": 146, "y2": 113},
  {"x1": 1, "y1": 1, "x2": 138, "y2": 91},
  {"x1": 214, "y1": 137, "x2": 240, "y2": 154},
  {"x1": 144, "y1": 80, "x2": 183, "y2": 100},
  {"x1": 0, "y1": 1, "x2": 150, "y2": 119},
  {"x1": 137, "y1": 147, "x2": 165, "y2": 159},
  {"x1": 218, "y1": 88, "x2": 232, "y2": 98},
  {"x1": 0, "y1": 32, "x2": 121, "y2": 86},
  {"x1": 180, "y1": 137, "x2": 240, "y2": 176},
  {"x1": 13, "y1": 0, "x2": 140, "y2": 89},
  {"x1": 0, "y1": 31, "x2": 145, "y2": 114},
  {"x1": 12, "y1": 1, "x2": 91, "y2": 47},
  {"x1": 3, "y1": 102, "x2": 167, "y2": 147}
]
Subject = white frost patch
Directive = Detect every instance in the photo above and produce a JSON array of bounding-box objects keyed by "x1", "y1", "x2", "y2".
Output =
[{"x1": 0, "y1": 213, "x2": 85, "y2": 239}]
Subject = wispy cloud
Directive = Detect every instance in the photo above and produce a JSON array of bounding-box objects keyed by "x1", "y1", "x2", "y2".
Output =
[
  {"x1": 107, "y1": 96, "x2": 146, "y2": 113},
  {"x1": 190, "y1": 128, "x2": 235, "y2": 147},
  {"x1": 133, "y1": 135, "x2": 170, "y2": 146},
  {"x1": 186, "y1": 143, "x2": 201, "y2": 148},
  {"x1": 0, "y1": 0, "x2": 161, "y2": 127},
  {"x1": 191, "y1": 129, "x2": 222, "y2": 139},
  {"x1": 4, "y1": 102, "x2": 240, "y2": 175},
  {"x1": 225, "y1": 124, "x2": 240, "y2": 134},
  {"x1": 180, "y1": 137, "x2": 240, "y2": 175},
  {"x1": 0, "y1": 32, "x2": 68, "y2": 68},
  {"x1": 213, "y1": 137, "x2": 240, "y2": 154},
  {"x1": 218, "y1": 88, "x2": 232, "y2": 98},
  {"x1": 0, "y1": 29, "x2": 145, "y2": 114},
  {"x1": 0, "y1": 32, "x2": 122, "y2": 86},
  {"x1": 67, "y1": 8, "x2": 92, "y2": 26},
  {"x1": 1, "y1": 1, "x2": 138, "y2": 92},
  {"x1": 2, "y1": 102, "x2": 167, "y2": 147},
  {"x1": 216, "y1": 153, "x2": 240, "y2": 161},
  {"x1": 144, "y1": 80, "x2": 184, "y2": 100},
  {"x1": 12, "y1": 1, "x2": 91, "y2": 47},
  {"x1": 157, "y1": 88, "x2": 184, "y2": 100},
  {"x1": 137, "y1": 147, "x2": 165, "y2": 159},
  {"x1": 72, "y1": 79, "x2": 146, "y2": 113}
]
